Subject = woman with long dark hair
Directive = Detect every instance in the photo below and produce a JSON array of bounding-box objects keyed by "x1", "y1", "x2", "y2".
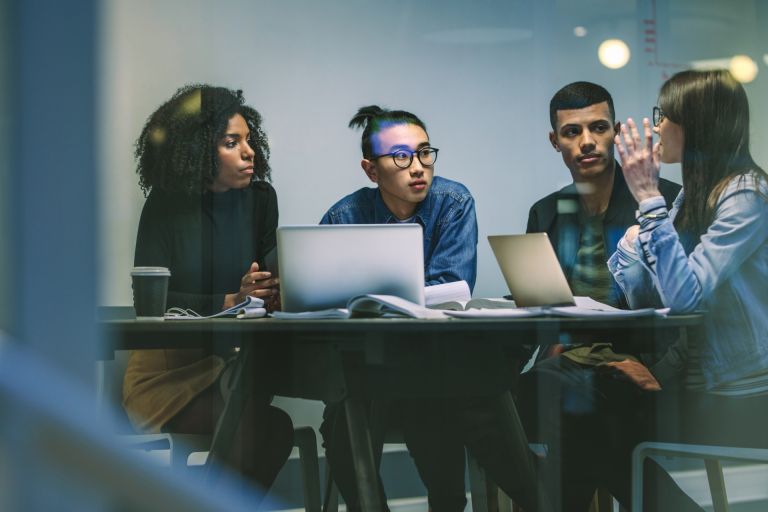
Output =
[
  {"x1": 123, "y1": 85, "x2": 293, "y2": 498},
  {"x1": 612, "y1": 69, "x2": 768, "y2": 509}
]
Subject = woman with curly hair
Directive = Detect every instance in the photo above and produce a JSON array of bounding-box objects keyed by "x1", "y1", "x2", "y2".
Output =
[{"x1": 123, "y1": 85, "x2": 293, "y2": 495}]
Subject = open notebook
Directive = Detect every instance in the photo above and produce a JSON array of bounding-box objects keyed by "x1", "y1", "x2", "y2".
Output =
[
  {"x1": 272, "y1": 294, "x2": 447, "y2": 320},
  {"x1": 444, "y1": 296, "x2": 668, "y2": 318}
]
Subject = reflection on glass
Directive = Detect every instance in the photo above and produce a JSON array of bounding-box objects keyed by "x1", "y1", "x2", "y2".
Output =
[
  {"x1": 598, "y1": 39, "x2": 630, "y2": 69},
  {"x1": 729, "y1": 54, "x2": 758, "y2": 83}
]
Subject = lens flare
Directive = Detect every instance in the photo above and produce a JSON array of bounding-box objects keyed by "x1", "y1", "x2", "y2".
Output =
[
  {"x1": 598, "y1": 39, "x2": 631, "y2": 69},
  {"x1": 729, "y1": 55, "x2": 758, "y2": 83}
]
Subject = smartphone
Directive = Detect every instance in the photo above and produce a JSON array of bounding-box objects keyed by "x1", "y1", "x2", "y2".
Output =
[{"x1": 262, "y1": 246, "x2": 279, "y2": 278}]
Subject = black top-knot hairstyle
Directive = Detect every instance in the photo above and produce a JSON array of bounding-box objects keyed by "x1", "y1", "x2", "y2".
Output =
[
  {"x1": 135, "y1": 84, "x2": 271, "y2": 196},
  {"x1": 549, "y1": 81, "x2": 615, "y2": 130},
  {"x1": 348, "y1": 105, "x2": 428, "y2": 159}
]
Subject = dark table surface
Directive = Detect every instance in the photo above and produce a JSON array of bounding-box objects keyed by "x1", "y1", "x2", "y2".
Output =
[
  {"x1": 100, "y1": 310, "x2": 703, "y2": 348},
  {"x1": 99, "y1": 311, "x2": 702, "y2": 400},
  {"x1": 98, "y1": 308, "x2": 703, "y2": 510}
]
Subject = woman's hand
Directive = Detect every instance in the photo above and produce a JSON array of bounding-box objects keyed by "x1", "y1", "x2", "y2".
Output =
[
  {"x1": 623, "y1": 225, "x2": 640, "y2": 246},
  {"x1": 615, "y1": 118, "x2": 662, "y2": 203},
  {"x1": 222, "y1": 262, "x2": 279, "y2": 310},
  {"x1": 617, "y1": 225, "x2": 641, "y2": 256}
]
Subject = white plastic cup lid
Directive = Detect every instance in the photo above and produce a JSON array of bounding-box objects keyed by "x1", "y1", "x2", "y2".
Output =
[{"x1": 131, "y1": 266, "x2": 171, "y2": 277}]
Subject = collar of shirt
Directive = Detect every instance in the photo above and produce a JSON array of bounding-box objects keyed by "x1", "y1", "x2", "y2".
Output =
[{"x1": 373, "y1": 187, "x2": 432, "y2": 229}]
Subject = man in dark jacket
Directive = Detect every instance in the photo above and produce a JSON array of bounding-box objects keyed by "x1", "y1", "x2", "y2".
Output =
[{"x1": 517, "y1": 82, "x2": 684, "y2": 511}]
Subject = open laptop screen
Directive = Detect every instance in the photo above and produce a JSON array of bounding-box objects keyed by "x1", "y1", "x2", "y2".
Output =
[
  {"x1": 488, "y1": 233, "x2": 576, "y2": 307},
  {"x1": 277, "y1": 224, "x2": 425, "y2": 312}
]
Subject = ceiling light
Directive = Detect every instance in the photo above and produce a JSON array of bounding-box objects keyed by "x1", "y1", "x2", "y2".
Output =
[
  {"x1": 729, "y1": 55, "x2": 758, "y2": 83},
  {"x1": 598, "y1": 39, "x2": 630, "y2": 69}
]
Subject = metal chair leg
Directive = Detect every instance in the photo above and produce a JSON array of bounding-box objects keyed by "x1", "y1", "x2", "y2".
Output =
[
  {"x1": 294, "y1": 426, "x2": 322, "y2": 512},
  {"x1": 632, "y1": 442, "x2": 768, "y2": 512},
  {"x1": 344, "y1": 396, "x2": 385, "y2": 511},
  {"x1": 468, "y1": 451, "x2": 490, "y2": 512},
  {"x1": 595, "y1": 488, "x2": 614, "y2": 512},
  {"x1": 704, "y1": 459, "x2": 729, "y2": 512},
  {"x1": 323, "y1": 468, "x2": 340, "y2": 512}
]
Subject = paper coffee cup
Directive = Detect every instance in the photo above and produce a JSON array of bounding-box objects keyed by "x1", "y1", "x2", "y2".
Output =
[{"x1": 131, "y1": 267, "x2": 171, "y2": 320}]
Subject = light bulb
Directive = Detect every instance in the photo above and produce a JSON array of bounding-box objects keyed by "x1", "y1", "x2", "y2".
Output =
[
  {"x1": 598, "y1": 39, "x2": 631, "y2": 70},
  {"x1": 729, "y1": 55, "x2": 758, "y2": 83}
]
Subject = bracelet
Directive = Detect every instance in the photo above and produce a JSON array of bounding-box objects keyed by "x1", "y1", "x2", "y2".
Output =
[{"x1": 636, "y1": 210, "x2": 668, "y2": 221}]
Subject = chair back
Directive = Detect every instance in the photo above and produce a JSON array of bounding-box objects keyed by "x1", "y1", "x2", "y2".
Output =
[{"x1": 96, "y1": 350, "x2": 136, "y2": 434}]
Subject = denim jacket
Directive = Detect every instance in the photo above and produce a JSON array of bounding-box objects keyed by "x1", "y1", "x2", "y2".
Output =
[
  {"x1": 609, "y1": 173, "x2": 768, "y2": 387},
  {"x1": 320, "y1": 175, "x2": 478, "y2": 291}
]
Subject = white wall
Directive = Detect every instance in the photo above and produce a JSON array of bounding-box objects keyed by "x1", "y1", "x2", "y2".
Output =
[{"x1": 100, "y1": 0, "x2": 768, "y2": 304}]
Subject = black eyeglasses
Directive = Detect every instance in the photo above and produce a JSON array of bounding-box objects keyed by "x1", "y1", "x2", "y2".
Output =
[
  {"x1": 370, "y1": 147, "x2": 439, "y2": 169},
  {"x1": 652, "y1": 106, "x2": 665, "y2": 127}
]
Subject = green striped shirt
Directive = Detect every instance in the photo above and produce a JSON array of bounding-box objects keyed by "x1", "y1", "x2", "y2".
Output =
[
  {"x1": 569, "y1": 212, "x2": 616, "y2": 306},
  {"x1": 563, "y1": 212, "x2": 629, "y2": 366}
]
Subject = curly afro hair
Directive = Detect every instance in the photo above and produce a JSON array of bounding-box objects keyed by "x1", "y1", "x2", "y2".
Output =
[{"x1": 135, "y1": 84, "x2": 271, "y2": 196}]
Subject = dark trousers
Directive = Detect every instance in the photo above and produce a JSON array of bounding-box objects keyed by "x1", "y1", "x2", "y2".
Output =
[
  {"x1": 321, "y1": 399, "x2": 466, "y2": 512},
  {"x1": 162, "y1": 369, "x2": 294, "y2": 496},
  {"x1": 517, "y1": 355, "x2": 768, "y2": 512},
  {"x1": 321, "y1": 394, "x2": 548, "y2": 512},
  {"x1": 516, "y1": 355, "x2": 700, "y2": 512}
]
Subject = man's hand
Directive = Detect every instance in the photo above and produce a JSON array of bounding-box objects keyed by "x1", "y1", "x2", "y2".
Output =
[{"x1": 602, "y1": 359, "x2": 662, "y2": 391}]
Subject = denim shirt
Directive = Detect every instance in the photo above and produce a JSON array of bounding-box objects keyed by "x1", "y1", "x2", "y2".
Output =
[
  {"x1": 608, "y1": 173, "x2": 768, "y2": 387},
  {"x1": 320, "y1": 175, "x2": 478, "y2": 291}
]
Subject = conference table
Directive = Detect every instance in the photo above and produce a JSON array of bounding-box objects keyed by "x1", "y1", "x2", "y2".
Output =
[{"x1": 100, "y1": 311, "x2": 703, "y2": 511}]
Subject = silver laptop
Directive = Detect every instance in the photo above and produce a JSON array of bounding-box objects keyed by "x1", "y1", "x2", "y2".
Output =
[
  {"x1": 487, "y1": 233, "x2": 576, "y2": 307},
  {"x1": 277, "y1": 224, "x2": 425, "y2": 312}
]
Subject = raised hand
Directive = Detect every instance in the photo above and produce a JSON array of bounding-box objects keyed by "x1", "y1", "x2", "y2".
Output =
[
  {"x1": 614, "y1": 117, "x2": 662, "y2": 203},
  {"x1": 623, "y1": 225, "x2": 640, "y2": 245}
]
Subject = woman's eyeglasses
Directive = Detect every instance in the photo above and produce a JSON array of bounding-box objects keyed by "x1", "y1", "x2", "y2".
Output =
[
  {"x1": 652, "y1": 106, "x2": 665, "y2": 127},
  {"x1": 370, "y1": 147, "x2": 439, "y2": 169}
]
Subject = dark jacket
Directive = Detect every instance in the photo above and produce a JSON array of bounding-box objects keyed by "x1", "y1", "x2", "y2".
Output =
[{"x1": 526, "y1": 164, "x2": 681, "y2": 308}]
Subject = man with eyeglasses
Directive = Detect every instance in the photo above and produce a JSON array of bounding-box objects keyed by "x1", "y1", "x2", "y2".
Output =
[
  {"x1": 514, "y1": 82, "x2": 682, "y2": 510},
  {"x1": 321, "y1": 105, "x2": 476, "y2": 289},
  {"x1": 318, "y1": 106, "x2": 546, "y2": 512}
]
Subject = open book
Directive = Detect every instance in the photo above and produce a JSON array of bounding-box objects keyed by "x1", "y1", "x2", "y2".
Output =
[
  {"x1": 270, "y1": 282, "x2": 667, "y2": 320},
  {"x1": 430, "y1": 297, "x2": 520, "y2": 311},
  {"x1": 272, "y1": 294, "x2": 448, "y2": 320},
  {"x1": 164, "y1": 296, "x2": 267, "y2": 320},
  {"x1": 423, "y1": 280, "x2": 520, "y2": 311},
  {"x1": 271, "y1": 281, "x2": 474, "y2": 320},
  {"x1": 444, "y1": 296, "x2": 668, "y2": 319},
  {"x1": 424, "y1": 280, "x2": 471, "y2": 306}
]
